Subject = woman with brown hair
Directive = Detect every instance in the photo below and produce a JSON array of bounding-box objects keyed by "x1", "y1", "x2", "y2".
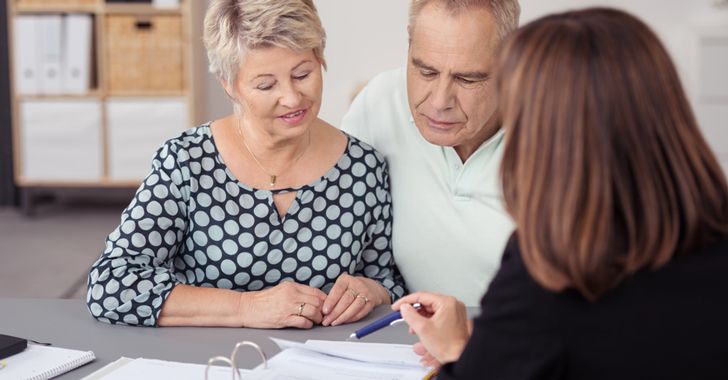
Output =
[{"x1": 392, "y1": 7, "x2": 728, "y2": 379}]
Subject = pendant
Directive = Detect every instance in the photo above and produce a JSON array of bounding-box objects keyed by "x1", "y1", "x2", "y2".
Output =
[{"x1": 270, "y1": 175, "x2": 276, "y2": 187}]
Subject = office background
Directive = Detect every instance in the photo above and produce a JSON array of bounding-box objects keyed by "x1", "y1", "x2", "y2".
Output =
[{"x1": 0, "y1": 0, "x2": 727, "y2": 299}]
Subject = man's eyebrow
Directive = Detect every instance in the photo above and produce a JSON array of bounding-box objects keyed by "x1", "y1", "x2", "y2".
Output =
[
  {"x1": 453, "y1": 70, "x2": 490, "y2": 81},
  {"x1": 412, "y1": 57, "x2": 489, "y2": 80},
  {"x1": 411, "y1": 57, "x2": 437, "y2": 72}
]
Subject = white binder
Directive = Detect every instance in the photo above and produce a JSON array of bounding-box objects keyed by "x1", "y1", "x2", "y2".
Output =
[
  {"x1": 38, "y1": 15, "x2": 64, "y2": 94},
  {"x1": 62, "y1": 14, "x2": 93, "y2": 94},
  {"x1": 13, "y1": 15, "x2": 40, "y2": 95}
]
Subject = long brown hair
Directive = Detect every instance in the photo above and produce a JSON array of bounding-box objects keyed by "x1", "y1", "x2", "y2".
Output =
[{"x1": 498, "y1": 8, "x2": 728, "y2": 300}]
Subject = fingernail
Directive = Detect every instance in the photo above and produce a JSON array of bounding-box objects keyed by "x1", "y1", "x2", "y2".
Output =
[
  {"x1": 331, "y1": 320, "x2": 339, "y2": 326},
  {"x1": 322, "y1": 319, "x2": 329, "y2": 326}
]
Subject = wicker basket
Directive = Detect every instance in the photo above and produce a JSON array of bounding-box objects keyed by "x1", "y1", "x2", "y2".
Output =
[{"x1": 105, "y1": 14, "x2": 183, "y2": 93}]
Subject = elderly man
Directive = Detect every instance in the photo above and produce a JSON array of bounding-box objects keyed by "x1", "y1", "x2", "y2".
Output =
[{"x1": 340, "y1": 0, "x2": 520, "y2": 306}]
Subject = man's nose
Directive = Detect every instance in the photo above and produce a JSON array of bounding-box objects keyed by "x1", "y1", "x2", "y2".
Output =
[{"x1": 429, "y1": 78, "x2": 455, "y2": 111}]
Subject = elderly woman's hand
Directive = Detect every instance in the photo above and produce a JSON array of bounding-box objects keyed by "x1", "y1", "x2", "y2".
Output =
[
  {"x1": 392, "y1": 292, "x2": 470, "y2": 364},
  {"x1": 321, "y1": 273, "x2": 390, "y2": 326},
  {"x1": 240, "y1": 281, "x2": 327, "y2": 329}
]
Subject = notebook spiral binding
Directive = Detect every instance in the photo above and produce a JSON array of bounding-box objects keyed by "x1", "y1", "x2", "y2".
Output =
[
  {"x1": 205, "y1": 341, "x2": 267, "y2": 380},
  {"x1": 29, "y1": 349, "x2": 96, "y2": 380}
]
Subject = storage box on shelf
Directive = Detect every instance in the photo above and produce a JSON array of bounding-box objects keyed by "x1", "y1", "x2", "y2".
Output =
[{"x1": 6, "y1": 0, "x2": 195, "y2": 214}]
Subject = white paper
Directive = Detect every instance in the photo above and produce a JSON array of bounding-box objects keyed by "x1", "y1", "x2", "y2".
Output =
[
  {"x1": 248, "y1": 347, "x2": 429, "y2": 380},
  {"x1": 271, "y1": 338, "x2": 423, "y2": 368},
  {"x1": 0, "y1": 344, "x2": 95, "y2": 380},
  {"x1": 83, "y1": 357, "x2": 249, "y2": 380}
]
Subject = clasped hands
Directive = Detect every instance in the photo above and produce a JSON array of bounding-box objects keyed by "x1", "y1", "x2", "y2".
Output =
[{"x1": 240, "y1": 273, "x2": 389, "y2": 329}]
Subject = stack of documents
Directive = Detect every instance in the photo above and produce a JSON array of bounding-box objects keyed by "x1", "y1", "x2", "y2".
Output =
[
  {"x1": 250, "y1": 338, "x2": 431, "y2": 380},
  {"x1": 82, "y1": 339, "x2": 431, "y2": 380},
  {"x1": 81, "y1": 357, "x2": 250, "y2": 380}
]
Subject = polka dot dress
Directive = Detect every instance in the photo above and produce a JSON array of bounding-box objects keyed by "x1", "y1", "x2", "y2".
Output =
[{"x1": 86, "y1": 124, "x2": 406, "y2": 326}]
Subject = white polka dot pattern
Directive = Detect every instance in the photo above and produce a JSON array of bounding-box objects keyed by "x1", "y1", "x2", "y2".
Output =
[{"x1": 86, "y1": 124, "x2": 406, "y2": 326}]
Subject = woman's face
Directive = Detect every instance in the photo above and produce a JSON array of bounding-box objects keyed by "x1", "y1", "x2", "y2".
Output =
[{"x1": 229, "y1": 46, "x2": 323, "y2": 140}]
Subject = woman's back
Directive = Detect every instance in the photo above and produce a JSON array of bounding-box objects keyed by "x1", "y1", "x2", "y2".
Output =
[{"x1": 449, "y1": 235, "x2": 728, "y2": 379}]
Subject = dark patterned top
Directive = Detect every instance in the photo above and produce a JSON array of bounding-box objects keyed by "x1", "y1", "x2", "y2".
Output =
[{"x1": 86, "y1": 124, "x2": 406, "y2": 326}]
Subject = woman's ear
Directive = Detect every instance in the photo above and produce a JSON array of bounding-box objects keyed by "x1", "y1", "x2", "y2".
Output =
[{"x1": 220, "y1": 79, "x2": 237, "y2": 101}]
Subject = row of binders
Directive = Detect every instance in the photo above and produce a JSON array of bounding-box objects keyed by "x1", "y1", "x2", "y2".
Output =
[{"x1": 13, "y1": 14, "x2": 94, "y2": 95}]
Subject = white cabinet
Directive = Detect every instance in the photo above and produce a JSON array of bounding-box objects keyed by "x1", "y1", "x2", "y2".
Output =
[
  {"x1": 107, "y1": 97, "x2": 188, "y2": 181},
  {"x1": 19, "y1": 99, "x2": 103, "y2": 181}
]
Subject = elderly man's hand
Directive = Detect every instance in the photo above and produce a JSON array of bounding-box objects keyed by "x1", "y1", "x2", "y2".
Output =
[{"x1": 321, "y1": 273, "x2": 390, "y2": 326}]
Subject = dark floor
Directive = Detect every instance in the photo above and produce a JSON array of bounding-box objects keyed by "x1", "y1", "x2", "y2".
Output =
[{"x1": 0, "y1": 198, "x2": 129, "y2": 299}]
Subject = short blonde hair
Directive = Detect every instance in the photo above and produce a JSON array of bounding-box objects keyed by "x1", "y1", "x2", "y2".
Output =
[
  {"x1": 409, "y1": 0, "x2": 520, "y2": 40},
  {"x1": 203, "y1": 0, "x2": 326, "y2": 90}
]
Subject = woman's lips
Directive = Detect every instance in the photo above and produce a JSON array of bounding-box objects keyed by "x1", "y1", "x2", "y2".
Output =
[{"x1": 278, "y1": 108, "x2": 308, "y2": 124}]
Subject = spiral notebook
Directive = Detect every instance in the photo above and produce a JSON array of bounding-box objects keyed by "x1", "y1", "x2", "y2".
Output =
[{"x1": 0, "y1": 344, "x2": 95, "y2": 380}]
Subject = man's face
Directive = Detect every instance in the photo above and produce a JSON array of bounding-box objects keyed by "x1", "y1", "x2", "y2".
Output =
[{"x1": 407, "y1": 3, "x2": 500, "y2": 158}]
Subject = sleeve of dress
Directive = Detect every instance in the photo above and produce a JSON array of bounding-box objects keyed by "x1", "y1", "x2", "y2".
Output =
[
  {"x1": 86, "y1": 141, "x2": 189, "y2": 326},
  {"x1": 438, "y1": 235, "x2": 566, "y2": 379},
  {"x1": 354, "y1": 156, "x2": 407, "y2": 302}
]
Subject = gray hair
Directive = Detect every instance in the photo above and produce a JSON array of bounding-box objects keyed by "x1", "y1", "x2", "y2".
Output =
[
  {"x1": 409, "y1": 0, "x2": 520, "y2": 40},
  {"x1": 203, "y1": 0, "x2": 326, "y2": 91}
]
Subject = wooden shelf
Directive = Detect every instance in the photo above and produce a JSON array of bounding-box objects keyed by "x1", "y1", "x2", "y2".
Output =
[
  {"x1": 14, "y1": 3, "x2": 99, "y2": 14},
  {"x1": 106, "y1": 90, "x2": 186, "y2": 97},
  {"x1": 103, "y1": 3, "x2": 182, "y2": 15},
  {"x1": 16, "y1": 178, "x2": 141, "y2": 188},
  {"x1": 17, "y1": 90, "x2": 102, "y2": 100},
  {"x1": 7, "y1": 0, "x2": 197, "y2": 209}
]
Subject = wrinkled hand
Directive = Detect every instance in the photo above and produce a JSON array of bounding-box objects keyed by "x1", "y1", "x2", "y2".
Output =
[
  {"x1": 322, "y1": 273, "x2": 390, "y2": 326},
  {"x1": 240, "y1": 281, "x2": 327, "y2": 329},
  {"x1": 392, "y1": 292, "x2": 470, "y2": 364}
]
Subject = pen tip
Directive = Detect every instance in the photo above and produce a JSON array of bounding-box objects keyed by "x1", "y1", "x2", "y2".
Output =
[{"x1": 348, "y1": 333, "x2": 357, "y2": 340}]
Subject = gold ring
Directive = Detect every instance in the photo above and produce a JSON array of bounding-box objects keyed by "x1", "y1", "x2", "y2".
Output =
[
  {"x1": 356, "y1": 294, "x2": 369, "y2": 304},
  {"x1": 297, "y1": 302, "x2": 305, "y2": 316},
  {"x1": 347, "y1": 288, "x2": 358, "y2": 298}
]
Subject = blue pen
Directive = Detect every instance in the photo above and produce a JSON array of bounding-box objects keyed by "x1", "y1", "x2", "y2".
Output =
[{"x1": 348, "y1": 303, "x2": 422, "y2": 340}]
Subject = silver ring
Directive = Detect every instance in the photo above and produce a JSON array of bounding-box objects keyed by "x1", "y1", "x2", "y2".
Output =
[{"x1": 297, "y1": 302, "x2": 305, "y2": 316}]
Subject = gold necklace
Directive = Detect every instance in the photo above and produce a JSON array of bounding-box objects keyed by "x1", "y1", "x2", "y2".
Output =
[{"x1": 235, "y1": 118, "x2": 311, "y2": 188}]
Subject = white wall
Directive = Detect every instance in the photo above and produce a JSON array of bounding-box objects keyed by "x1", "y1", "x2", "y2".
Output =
[{"x1": 197, "y1": 1, "x2": 728, "y2": 164}]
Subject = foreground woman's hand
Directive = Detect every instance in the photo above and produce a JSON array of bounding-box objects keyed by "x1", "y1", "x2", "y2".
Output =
[
  {"x1": 407, "y1": 319, "x2": 474, "y2": 368},
  {"x1": 321, "y1": 273, "x2": 390, "y2": 326},
  {"x1": 241, "y1": 281, "x2": 328, "y2": 329},
  {"x1": 392, "y1": 292, "x2": 470, "y2": 364}
]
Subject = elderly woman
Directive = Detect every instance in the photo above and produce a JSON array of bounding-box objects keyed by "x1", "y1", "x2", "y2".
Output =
[
  {"x1": 393, "y1": 8, "x2": 728, "y2": 379},
  {"x1": 86, "y1": 0, "x2": 405, "y2": 328}
]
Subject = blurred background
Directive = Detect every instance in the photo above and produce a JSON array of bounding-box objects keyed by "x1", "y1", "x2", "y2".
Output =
[{"x1": 1, "y1": 0, "x2": 727, "y2": 299}]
